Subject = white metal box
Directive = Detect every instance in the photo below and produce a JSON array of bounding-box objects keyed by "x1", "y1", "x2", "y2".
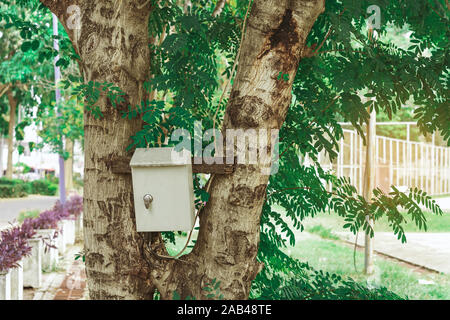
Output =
[{"x1": 130, "y1": 147, "x2": 195, "y2": 232}]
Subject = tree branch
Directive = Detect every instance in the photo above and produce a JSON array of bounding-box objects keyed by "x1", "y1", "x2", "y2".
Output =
[
  {"x1": 0, "y1": 83, "x2": 11, "y2": 99},
  {"x1": 212, "y1": 0, "x2": 227, "y2": 17}
]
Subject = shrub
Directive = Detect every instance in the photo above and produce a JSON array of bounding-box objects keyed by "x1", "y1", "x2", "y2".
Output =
[
  {"x1": 251, "y1": 260, "x2": 404, "y2": 300},
  {"x1": 45, "y1": 175, "x2": 59, "y2": 185},
  {"x1": 29, "y1": 179, "x2": 58, "y2": 196},
  {"x1": 0, "y1": 183, "x2": 29, "y2": 198},
  {"x1": 0, "y1": 195, "x2": 84, "y2": 272},
  {"x1": 251, "y1": 233, "x2": 405, "y2": 300},
  {"x1": 56, "y1": 195, "x2": 83, "y2": 218},
  {"x1": 0, "y1": 178, "x2": 58, "y2": 197},
  {"x1": 307, "y1": 225, "x2": 340, "y2": 240},
  {"x1": 0, "y1": 223, "x2": 35, "y2": 273},
  {"x1": 0, "y1": 178, "x2": 32, "y2": 198},
  {"x1": 14, "y1": 162, "x2": 32, "y2": 174},
  {"x1": 24, "y1": 210, "x2": 60, "y2": 230},
  {"x1": 0, "y1": 178, "x2": 24, "y2": 185}
]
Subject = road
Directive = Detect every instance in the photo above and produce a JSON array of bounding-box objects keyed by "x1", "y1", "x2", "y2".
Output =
[{"x1": 0, "y1": 195, "x2": 58, "y2": 229}]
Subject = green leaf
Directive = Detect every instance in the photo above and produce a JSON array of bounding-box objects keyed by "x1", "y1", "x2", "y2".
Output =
[{"x1": 21, "y1": 41, "x2": 32, "y2": 52}]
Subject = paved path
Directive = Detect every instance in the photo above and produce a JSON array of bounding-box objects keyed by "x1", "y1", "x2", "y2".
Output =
[
  {"x1": 435, "y1": 197, "x2": 450, "y2": 211},
  {"x1": 0, "y1": 196, "x2": 57, "y2": 228},
  {"x1": 25, "y1": 244, "x2": 87, "y2": 300},
  {"x1": 338, "y1": 232, "x2": 450, "y2": 274},
  {"x1": 53, "y1": 260, "x2": 87, "y2": 300}
]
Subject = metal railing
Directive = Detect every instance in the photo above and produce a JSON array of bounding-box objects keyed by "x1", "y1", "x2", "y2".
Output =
[{"x1": 317, "y1": 129, "x2": 450, "y2": 196}]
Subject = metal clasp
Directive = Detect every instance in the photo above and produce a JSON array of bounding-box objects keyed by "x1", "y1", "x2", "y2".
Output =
[{"x1": 143, "y1": 194, "x2": 153, "y2": 209}]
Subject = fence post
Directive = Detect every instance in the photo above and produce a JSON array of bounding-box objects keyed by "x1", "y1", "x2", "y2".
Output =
[{"x1": 363, "y1": 108, "x2": 376, "y2": 275}]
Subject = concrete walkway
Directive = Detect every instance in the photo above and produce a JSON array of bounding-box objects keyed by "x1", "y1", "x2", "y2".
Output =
[
  {"x1": 338, "y1": 232, "x2": 450, "y2": 274},
  {"x1": 25, "y1": 244, "x2": 87, "y2": 300},
  {"x1": 0, "y1": 195, "x2": 57, "y2": 229}
]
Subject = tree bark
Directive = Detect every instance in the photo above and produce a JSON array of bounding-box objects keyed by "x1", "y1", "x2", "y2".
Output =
[
  {"x1": 42, "y1": 0, "x2": 155, "y2": 299},
  {"x1": 212, "y1": 0, "x2": 226, "y2": 17},
  {"x1": 42, "y1": 0, "x2": 325, "y2": 300},
  {"x1": 6, "y1": 89, "x2": 16, "y2": 179},
  {"x1": 64, "y1": 139, "x2": 74, "y2": 192}
]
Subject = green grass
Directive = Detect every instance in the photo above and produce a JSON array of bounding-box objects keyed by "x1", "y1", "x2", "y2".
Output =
[
  {"x1": 164, "y1": 200, "x2": 450, "y2": 300},
  {"x1": 17, "y1": 209, "x2": 40, "y2": 223},
  {"x1": 167, "y1": 231, "x2": 450, "y2": 299},
  {"x1": 284, "y1": 234, "x2": 450, "y2": 300},
  {"x1": 166, "y1": 232, "x2": 195, "y2": 257},
  {"x1": 306, "y1": 225, "x2": 340, "y2": 240}
]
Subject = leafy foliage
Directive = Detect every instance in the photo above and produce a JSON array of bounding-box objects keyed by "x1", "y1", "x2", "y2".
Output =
[
  {"x1": 0, "y1": 223, "x2": 35, "y2": 273},
  {"x1": 0, "y1": 0, "x2": 83, "y2": 158},
  {"x1": 203, "y1": 278, "x2": 224, "y2": 300}
]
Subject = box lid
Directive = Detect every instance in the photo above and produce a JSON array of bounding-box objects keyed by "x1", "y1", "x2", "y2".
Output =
[{"x1": 130, "y1": 147, "x2": 192, "y2": 167}]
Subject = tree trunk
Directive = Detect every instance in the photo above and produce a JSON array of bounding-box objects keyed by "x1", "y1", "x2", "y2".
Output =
[
  {"x1": 43, "y1": 0, "x2": 325, "y2": 300},
  {"x1": 212, "y1": 0, "x2": 226, "y2": 17},
  {"x1": 78, "y1": 3, "x2": 154, "y2": 299},
  {"x1": 6, "y1": 89, "x2": 16, "y2": 179},
  {"x1": 64, "y1": 139, "x2": 74, "y2": 192},
  {"x1": 42, "y1": 0, "x2": 155, "y2": 299}
]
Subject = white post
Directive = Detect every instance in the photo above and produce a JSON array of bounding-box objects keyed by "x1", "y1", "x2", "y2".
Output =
[
  {"x1": 402, "y1": 141, "x2": 406, "y2": 187},
  {"x1": 396, "y1": 140, "x2": 400, "y2": 187},
  {"x1": 406, "y1": 123, "x2": 410, "y2": 142},
  {"x1": 10, "y1": 261, "x2": 23, "y2": 300},
  {"x1": 23, "y1": 238, "x2": 42, "y2": 288},
  {"x1": 339, "y1": 139, "x2": 344, "y2": 177},
  {"x1": 0, "y1": 136, "x2": 3, "y2": 177},
  {"x1": 414, "y1": 143, "x2": 418, "y2": 189},
  {"x1": 375, "y1": 135, "x2": 379, "y2": 187},
  {"x1": 350, "y1": 132, "x2": 353, "y2": 183},
  {"x1": 444, "y1": 148, "x2": 450, "y2": 193},
  {"x1": 420, "y1": 143, "x2": 424, "y2": 190},
  {"x1": 62, "y1": 219, "x2": 76, "y2": 246},
  {"x1": 359, "y1": 136, "x2": 363, "y2": 191},
  {"x1": 0, "y1": 270, "x2": 11, "y2": 300},
  {"x1": 75, "y1": 212, "x2": 83, "y2": 242},
  {"x1": 364, "y1": 108, "x2": 376, "y2": 275},
  {"x1": 431, "y1": 144, "x2": 435, "y2": 195},
  {"x1": 389, "y1": 139, "x2": 393, "y2": 189}
]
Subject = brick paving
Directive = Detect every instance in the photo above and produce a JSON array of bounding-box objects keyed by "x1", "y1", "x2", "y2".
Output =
[
  {"x1": 23, "y1": 243, "x2": 87, "y2": 300},
  {"x1": 53, "y1": 260, "x2": 87, "y2": 300}
]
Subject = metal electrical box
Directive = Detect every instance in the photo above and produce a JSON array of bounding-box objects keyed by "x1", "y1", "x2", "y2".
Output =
[{"x1": 130, "y1": 147, "x2": 195, "y2": 232}]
